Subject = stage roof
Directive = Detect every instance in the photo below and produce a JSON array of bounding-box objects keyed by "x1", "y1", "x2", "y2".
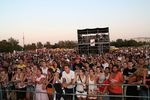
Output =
[{"x1": 77, "y1": 27, "x2": 109, "y2": 34}]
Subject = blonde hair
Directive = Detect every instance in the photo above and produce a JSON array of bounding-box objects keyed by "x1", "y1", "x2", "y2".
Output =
[{"x1": 131, "y1": 67, "x2": 147, "y2": 81}]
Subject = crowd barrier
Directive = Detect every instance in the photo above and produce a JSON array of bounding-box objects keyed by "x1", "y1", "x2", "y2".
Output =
[{"x1": 0, "y1": 82, "x2": 149, "y2": 100}]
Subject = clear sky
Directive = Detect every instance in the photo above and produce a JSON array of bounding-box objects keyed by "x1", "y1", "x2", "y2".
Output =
[{"x1": 0, "y1": 0, "x2": 150, "y2": 45}]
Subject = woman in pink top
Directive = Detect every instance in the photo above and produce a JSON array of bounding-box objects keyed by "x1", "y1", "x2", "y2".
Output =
[{"x1": 108, "y1": 65, "x2": 124, "y2": 100}]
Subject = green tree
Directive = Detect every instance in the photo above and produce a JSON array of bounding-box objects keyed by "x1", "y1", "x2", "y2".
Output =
[
  {"x1": 8, "y1": 37, "x2": 19, "y2": 46},
  {"x1": 8, "y1": 37, "x2": 22, "y2": 50},
  {"x1": 58, "y1": 41, "x2": 65, "y2": 48},
  {"x1": 44, "y1": 42, "x2": 51, "y2": 49},
  {"x1": 115, "y1": 39, "x2": 124, "y2": 47},
  {"x1": 0, "y1": 38, "x2": 22, "y2": 52},
  {"x1": 110, "y1": 39, "x2": 146, "y2": 47},
  {"x1": 24, "y1": 43, "x2": 36, "y2": 50},
  {"x1": 37, "y1": 42, "x2": 43, "y2": 49},
  {"x1": 57, "y1": 40, "x2": 77, "y2": 48},
  {"x1": 51, "y1": 43, "x2": 59, "y2": 48}
]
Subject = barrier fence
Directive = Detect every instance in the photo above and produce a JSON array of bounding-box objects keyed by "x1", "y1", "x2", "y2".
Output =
[{"x1": 0, "y1": 82, "x2": 150, "y2": 100}]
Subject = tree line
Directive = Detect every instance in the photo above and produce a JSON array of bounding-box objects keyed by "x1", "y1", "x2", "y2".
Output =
[
  {"x1": 0, "y1": 37, "x2": 77, "y2": 52},
  {"x1": 0, "y1": 37, "x2": 149, "y2": 52},
  {"x1": 24, "y1": 40, "x2": 77, "y2": 50},
  {"x1": 110, "y1": 39, "x2": 150, "y2": 47},
  {"x1": 0, "y1": 37, "x2": 22, "y2": 52}
]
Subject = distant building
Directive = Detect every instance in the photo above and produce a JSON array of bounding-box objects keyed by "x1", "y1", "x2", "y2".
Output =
[{"x1": 132, "y1": 37, "x2": 150, "y2": 42}]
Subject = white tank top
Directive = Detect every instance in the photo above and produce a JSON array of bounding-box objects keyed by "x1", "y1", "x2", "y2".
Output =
[
  {"x1": 98, "y1": 73, "x2": 106, "y2": 83},
  {"x1": 88, "y1": 77, "x2": 96, "y2": 91},
  {"x1": 76, "y1": 75, "x2": 86, "y2": 91}
]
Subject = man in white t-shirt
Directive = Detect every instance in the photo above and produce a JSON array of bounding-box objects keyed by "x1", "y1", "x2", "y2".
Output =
[
  {"x1": 62, "y1": 65, "x2": 75, "y2": 100},
  {"x1": 102, "y1": 60, "x2": 109, "y2": 69}
]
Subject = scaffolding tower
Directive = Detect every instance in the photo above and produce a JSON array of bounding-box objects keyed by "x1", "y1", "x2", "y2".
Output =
[{"x1": 77, "y1": 27, "x2": 110, "y2": 55}]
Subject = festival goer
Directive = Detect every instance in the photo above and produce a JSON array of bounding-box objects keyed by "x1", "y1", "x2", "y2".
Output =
[
  {"x1": 108, "y1": 65, "x2": 124, "y2": 100},
  {"x1": 104, "y1": 67, "x2": 110, "y2": 80},
  {"x1": 96, "y1": 67, "x2": 105, "y2": 100},
  {"x1": 0, "y1": 69, "x2": 8, "y2": 100},
  {"x1": 34, "y1": 67, "x2": 49, "y2": 100},
  {"x1": 24, "y1": 67, "x2": 35, "y2": 100},
  {"x1": 46, "y1": 68, "x2": 54, "y2": 99},
  {"x1": 40, "y1": 61, "x2": 48, "y2": 75},
  {"x1": 16, "y1": 60, "x2": 26, "y2": 69},
  {"x1": 102, "y1": 60, "x2": 109, "y2": 70},
  {"x1": 87, "y1": 69, "x2": 97, "y2": 100},
  {"x1": 128, "y1": 67, "x2": 146, "y2": 100},
  {"x1": 123, "y1": 61, "x2": 137, "y2": 100},
  {"x1": 12, "y1": 68, "x2": 26, "y2": 100},
  {"x1": 53, "y1": 70, "x2": 64, "y2": 100},
  {"x1": 96, "y1": 66, "x2": 110, "y2": 100},
  {"x1": 100, "y1": 67, "x2": 110, "y2": 100},
  {"x1": 62, "y1": 65, "x2": 75, "y2": 100},
  {"x1": 74, "y1": 68, "x2": 87, "y2": 100}
]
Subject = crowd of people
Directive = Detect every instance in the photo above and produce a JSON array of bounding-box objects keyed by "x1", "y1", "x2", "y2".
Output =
[{"x1": 0, "y1": 47, "x2": 150, "y2": 100}]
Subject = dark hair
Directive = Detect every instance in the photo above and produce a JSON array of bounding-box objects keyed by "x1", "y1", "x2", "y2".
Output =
[
  {"x1": 113, "y1": 64, "x2": 119, "y2": 68},
  {"x1": 37, "y1": 67, "x2": 42, "y2": 74},
  {"x1": 105, "y1": 67, "x2": 110, "y2": 70},
  {"x1": 112, "y1": 64, "x2": 119, "y2": 72},
  {"x1": 63, "y1": 62, "x2": 70, "y2": 68},
  {"x1": 80, "y1": 68, "x2": 85, "y2": 73},
  {"x1": 48, "y1": 68, "x2": 53, "y2": 73},
  {"x1": 128, "y1": 59, "x2": 133, "y2": 63}
]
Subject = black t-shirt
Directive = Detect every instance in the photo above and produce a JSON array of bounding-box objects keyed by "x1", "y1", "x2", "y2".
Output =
[
  {"x1": 123, "y1": 67, "x2": 136, "y2": 77},
  {"x1": 124, "y1": 68, "x2": 138, "y2": 94},
  {"x1": 123, "y1": 67, "x2": 136, "y2": 83}
]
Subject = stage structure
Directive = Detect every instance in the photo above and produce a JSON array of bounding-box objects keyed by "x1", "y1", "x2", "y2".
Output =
[{"x1": 77, "y1": 27, "x2": 110, "y2": 55}]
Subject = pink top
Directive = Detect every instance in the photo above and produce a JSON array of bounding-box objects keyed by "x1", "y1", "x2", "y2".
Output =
[{"x1": 109, "y1": 72, "x2": 123, "y2": 94}]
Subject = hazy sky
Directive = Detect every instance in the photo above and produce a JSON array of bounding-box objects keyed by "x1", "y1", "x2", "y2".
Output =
[{"x1": 0, "y1": 0, "x2": 150, "y2": 45}]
